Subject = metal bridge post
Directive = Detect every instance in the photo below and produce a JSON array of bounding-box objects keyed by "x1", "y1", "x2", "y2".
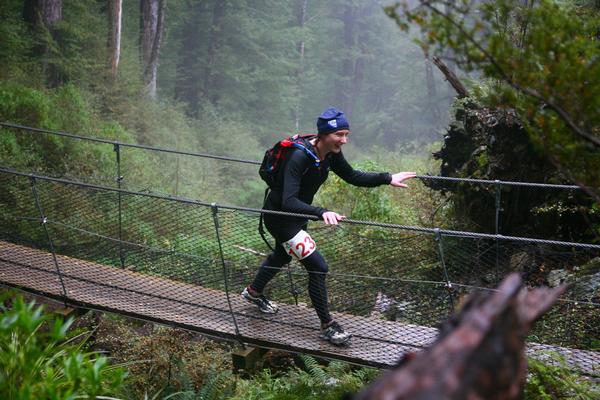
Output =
[
  {"x1": 494, "y1": 180, "x2": 502, "y2": 284},
  {"x1": 114, "y1": 143, "x2": 125, "y2": 268},
  {"x1": 434, "y1": 228, "x2": 455, "y2": 313},
  {"x1": 211, "y1": 203, "x2": 244, "y2": 346},
  {"x1": 30, "y1": 176, "x2": 68, "y2": 306}
]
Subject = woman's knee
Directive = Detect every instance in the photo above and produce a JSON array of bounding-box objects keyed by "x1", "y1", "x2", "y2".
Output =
[
  {"x1": 266, "y1": 246, "x2": 292, "y2": 266},
  {"x1": 301, "y1": 251, "x2": 329, "y2": 274}
]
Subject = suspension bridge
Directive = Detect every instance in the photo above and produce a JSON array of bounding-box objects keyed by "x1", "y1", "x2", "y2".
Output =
[{"x1": 0, "y1": 123, "x2": 599, "y2": 374}]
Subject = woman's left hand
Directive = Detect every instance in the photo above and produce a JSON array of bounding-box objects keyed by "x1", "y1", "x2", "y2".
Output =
[{"x1": 390, "y1": 172, "x2": 417, "y2": 188}]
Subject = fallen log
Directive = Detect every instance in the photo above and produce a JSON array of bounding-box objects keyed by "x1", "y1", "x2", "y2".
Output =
[{"x1": 352, "y1": 273, "x2": 566, "y2": 400}]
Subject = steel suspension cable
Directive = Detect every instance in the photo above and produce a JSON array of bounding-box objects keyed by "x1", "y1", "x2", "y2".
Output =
[
  {"x1": 1, "y1": 121, "x2": 585, "y2": 190},
  {"x1": 2, "y1": 167, "x2": 599, "y2": 250},
  {"x1": 0, "y1": 122, "x2": 261, "y2": 165}
]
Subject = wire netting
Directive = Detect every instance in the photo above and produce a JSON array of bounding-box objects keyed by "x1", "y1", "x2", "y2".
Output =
[
  {"x1": 421, "y1": 176, "x2": 596, "y2": 242},
  {"x1": 1, "y1": 169, "x2": 598, "y2": 372}
]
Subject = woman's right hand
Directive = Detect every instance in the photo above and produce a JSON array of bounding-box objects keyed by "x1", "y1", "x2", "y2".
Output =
[{"x1": 322, "y1": 211, "x2": 346, "y2": 225}]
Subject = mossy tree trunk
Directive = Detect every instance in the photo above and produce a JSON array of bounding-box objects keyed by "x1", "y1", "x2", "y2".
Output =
[
  {"x1": 108, "y1": 0, "x2": 122, "y2": 79},
  {"x1": 140, "y1": 0, "x2": 166, "y2": 99}
]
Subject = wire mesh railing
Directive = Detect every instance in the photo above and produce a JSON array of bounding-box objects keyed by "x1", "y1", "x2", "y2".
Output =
[{"x1": 0, "y1": 167, "x2": 598, "y2": 372}]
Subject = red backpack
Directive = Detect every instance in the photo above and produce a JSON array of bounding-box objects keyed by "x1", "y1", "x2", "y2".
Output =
[{"x1": 259, "y1": 134, "x2": 320, "y2": 189}]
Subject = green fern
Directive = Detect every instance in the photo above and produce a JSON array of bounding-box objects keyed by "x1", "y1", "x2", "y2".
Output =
[
  {"x1": 298, "y1": 354, "x2": 329, "y2": 384},
  {"x1": 326, "y1": 360, "x2": 349, "y2": 377},
  {"x1": 197, "y1": 369, "x2": 234, "y2": 400},
  {"x1": 524, "y1": 355, "x2": 598, "y2": 400}
]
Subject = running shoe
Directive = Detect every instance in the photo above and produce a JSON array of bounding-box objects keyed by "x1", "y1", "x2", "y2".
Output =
[
  {"x1": 320, "y1": 321, "x2": 352, "y2": 345},
  {"x1": 241, "y1": 286, "x2": 279, "y2": 314}
]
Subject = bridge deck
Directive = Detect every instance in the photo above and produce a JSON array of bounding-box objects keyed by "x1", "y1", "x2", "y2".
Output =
[{"x1": 1, "y1": 240, "x2": 598, "y2": 374}]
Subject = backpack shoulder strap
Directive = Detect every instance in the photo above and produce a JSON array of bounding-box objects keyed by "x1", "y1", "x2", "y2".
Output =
[{"x1": 284, "y1": 134, "x2": 320, "y2": 167}]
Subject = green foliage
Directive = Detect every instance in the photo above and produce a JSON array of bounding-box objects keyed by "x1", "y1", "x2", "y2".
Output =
[
  {"x1": 318, "y1": 160, "x2": 398, "y2": 223},
  {"x1": 159, "y1": 368, "x2": 235, "y2": 400},
  {"x1": 524, "y1": 356, "x2": 599, "y2": 399},
  {"x1": 0, "y1": 1, "x2": 36, "y2": 83},
  {"x1": 0, "y1": 81, "x2": 135, "y2": 181},
  {"x1": 91, "y1": 319, "x2": 232, "y2": 400},
  {"x1": 231, "y1": 355, "x2": 379, "y2": 400},
  {"x1": 387, "y1": 0, "x2": 600, "y2": 198},
  {"x1": 316, "y1": 157, "x2": 447, "y2": 228},
  {"x1": 155, "y1": 0, "x2": 452, "y2": 145},
  {"x1": 53, "y1": 0, "x2": 107, "y2": 87},
  {"x1": 0, "y1": 293, "x2": 125, "y2": 399}
]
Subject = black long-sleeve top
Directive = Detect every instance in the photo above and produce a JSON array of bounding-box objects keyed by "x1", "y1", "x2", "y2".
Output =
[{"x1": 264, "y1": 142, "x2": 392, "y2": 227}]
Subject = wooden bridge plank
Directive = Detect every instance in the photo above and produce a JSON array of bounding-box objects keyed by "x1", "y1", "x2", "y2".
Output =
[{"x1": 0, "y1": 240, "x2": 598, "y2": 373}]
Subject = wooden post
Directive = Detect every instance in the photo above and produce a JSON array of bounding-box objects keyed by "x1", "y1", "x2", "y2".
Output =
[{"x1": 231, "y1": 346, "x2": 268, "y2": 373}]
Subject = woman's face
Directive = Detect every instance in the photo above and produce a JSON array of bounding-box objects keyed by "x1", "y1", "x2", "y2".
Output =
[{"x1": 320, "y1": 129, "x2": 349, "y2": 154}]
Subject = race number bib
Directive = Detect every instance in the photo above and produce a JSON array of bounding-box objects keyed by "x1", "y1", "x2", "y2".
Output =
[{"x1": 282, "y1": 230, "x2": 317, "y2": 260}]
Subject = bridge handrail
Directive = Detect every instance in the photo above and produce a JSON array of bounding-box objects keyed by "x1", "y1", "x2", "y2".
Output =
[
  {"x1": 0, "y1": 122, "x2": 582, "y2": 190},
  {"x1": 1, "y1": 166, "x2": 598, "y2": 250},
  {"x1": 0, "y1": 122, "x2": 260, "y2": 165}
]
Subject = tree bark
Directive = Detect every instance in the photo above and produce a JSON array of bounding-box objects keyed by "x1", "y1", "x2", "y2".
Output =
[
  {"x1": 354, "y1": 274, "x2": 565, "y2": 400},
  {"x1": 108, "y1": 0, "x2": 123, "y2": 79},
  {"x1": 23, "y1": 0, "x2": 62, "y2": 28},
  {"x1": 140, "y1": 0, "x2": 167, "y2": 98},
  {"x1": 294, "y1": 0, "x2": 308, "y2": 131}
]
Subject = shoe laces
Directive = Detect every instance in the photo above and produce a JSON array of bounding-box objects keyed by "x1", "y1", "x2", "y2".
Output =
[{"x1": 325, "y1": 321, "x2": 344, "y2": 333}]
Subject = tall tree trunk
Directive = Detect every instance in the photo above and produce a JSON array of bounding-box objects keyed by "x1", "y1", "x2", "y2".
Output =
[
  {"x1": 203, "y1": 0, "x2": 226, "y2": 105},
  {"x1": 294, "y1": 0, "x2": 308, "y2": 131},
  {"x1": 108, "y1": 0, "x2": 123, "y2": 79},
  {"x1": 23, "y1": 0, "x2": 62, "y2": 27},
  {"x1": 140, "y1": 0, "x2": 166, "y2": 99},
  {"x1": 23, "y1": 0, "x2": 62, "y2": 86}
]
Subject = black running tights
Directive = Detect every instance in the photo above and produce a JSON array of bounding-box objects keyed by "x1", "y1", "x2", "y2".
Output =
[{"x1": 250, "y1": 229, "x2": 331, "y2": 324}]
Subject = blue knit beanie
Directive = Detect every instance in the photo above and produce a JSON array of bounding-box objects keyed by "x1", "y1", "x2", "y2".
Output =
[{"x1": 316, "y1": 107, "x2": 349, "y2": 134}]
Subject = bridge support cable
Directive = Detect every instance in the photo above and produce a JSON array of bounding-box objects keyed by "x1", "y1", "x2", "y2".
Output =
[
  {"x1": 114, "y1": 143, "x2": 125, "y2": 268},
  {"x1": 2, "y1": 122, "x2": 589, "y2": 194},
  {"x1": 29, "y1": 176, "x2": 68, "y2": 306},
  {"x1": 211, "y1": 203, "x2": 244, "y2": 347},
  {"x1": 494, "y1": 180, "x2": 502, "y2": 284},
  {"x1": 434, "y1": 229, "x2": 455, "y2": 312}
]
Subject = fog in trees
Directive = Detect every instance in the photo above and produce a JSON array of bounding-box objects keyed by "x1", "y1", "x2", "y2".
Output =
[{"x1": 159, "y1": 0, "x2": 454, "y2": 149}]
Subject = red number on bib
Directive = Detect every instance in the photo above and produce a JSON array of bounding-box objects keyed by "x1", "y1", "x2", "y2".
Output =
[
  {"x1": 305, "y1": 236, "x2": 315, "y2": 251},
  {"x1": 286, "y1": 233, "x2": 316, "y2": 259},
  {"x1": 295, "y1": 242, "x2": 309, "y2": 258}
]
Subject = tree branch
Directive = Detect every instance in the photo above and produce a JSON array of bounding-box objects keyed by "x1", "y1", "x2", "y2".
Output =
[
  {"x1": 419, "y1": 0, "x2": 600, "y2": 147},
  {"x1": 432, "y1": 56, "x2": 469, "y2": 98}
]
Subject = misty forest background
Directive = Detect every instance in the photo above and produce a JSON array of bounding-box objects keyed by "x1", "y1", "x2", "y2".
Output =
[
  {"x1": 1, "y1": 0, "x2": 600, "y2": 399},
  {"x1": 1, "y1": 0, "x2": 455, "y2": 211}
]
